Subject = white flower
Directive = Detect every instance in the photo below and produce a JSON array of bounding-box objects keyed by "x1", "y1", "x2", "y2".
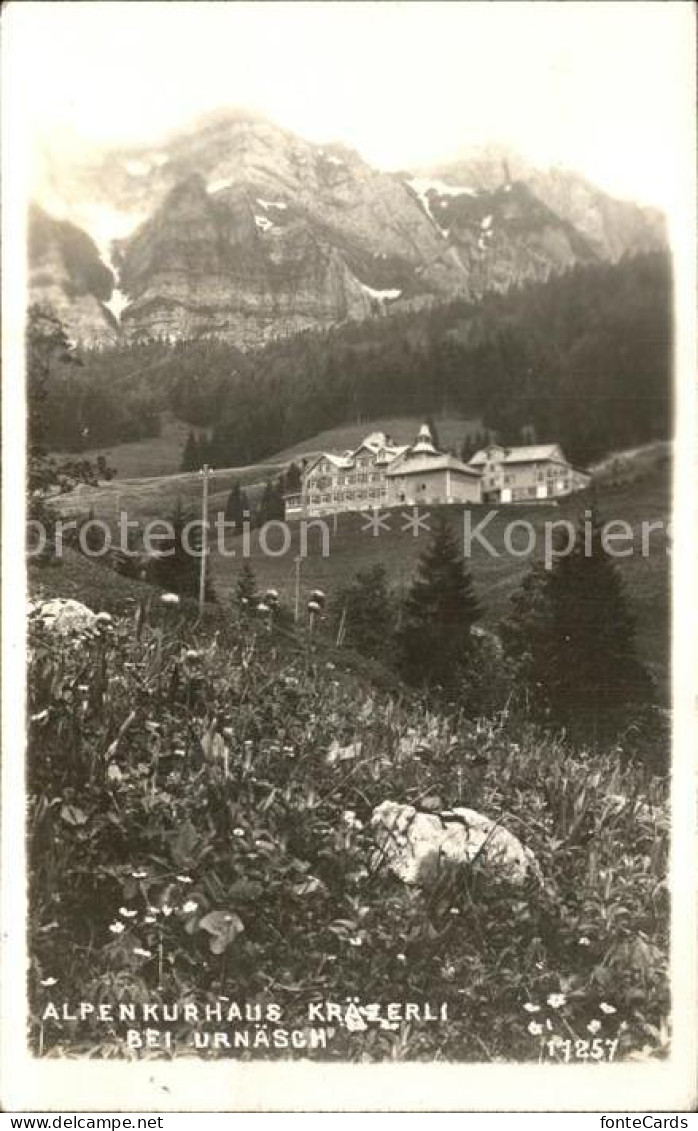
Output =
[
  {"x1": 161, "y1": 592, "x2": 180, "y2": 606},
  {"x1": 161, "y1": 905, "x2": 173, "y2": 917},
  {"x1": 265, "y1": 589, "x2": 279, "y2": 601},
  {"x1": 587, "y1": 1019, "x2": 602, "y2": 1034},
  {"x1": 348, "y1": 937, "x2": 363, "y2": 947},
  {"x1": 599, "y1": 1002, "x2": 617, "y2": 1015},
  {"x1": 449, "y1": 907, "x2": 460, "y2": 916},
  {"x1": 132, "y1": 947, "x2": 152, "y2": 958},
  {"x1": 547, "y1": 994, "x2": 566, "y2": 1009},
  {"x1": 31, "y1": 709, "x2": 49, "y2": 723},
  {"x1": 523, "y1": 1002, "x2": 541, "y2": 1013},
  {"x1": 527, "y1": 1021, "x2": 543, "y2": 1036},
  {"x1": 119, "y1": 907, "x2": 137, "y2": 919},
  {"x1": 40, "y1": 977, "x2": 58, "y2": 987},
  {"x1": 182, "y1": 900, "x2": 198, "y2": 915},
  {"x1": 307, "y1": 600, "x2": 321, "y2": 613},
  {"x1": 256, "y1": 603, "x2": 270, "y2": 614},
  {"x1": 131, "y1": 869, "x2": 148, "y2": 879},
  {"x1": 310, "y1": 589, "x2": 326, "y2": 602},
  {"x1": 109, "y1": 921, "x2": 125, "y2": 934},
  {"x1": 185, "y1": 649, "x2": 201, "y2": 661},
  {"x1": 107, "y1": 763, "x2": 123, "y2": 784},
  {"x1": 95, "y1": 612, "x2": 113, "y2": 624},
  {"x1": 176, "y1": 875, "x2": 192, "y2": 884},
  {"x1": 233, "y1": 827, "x2": 245, "y2": 838},
  {"x1": 144, "y1": 916, "x2": 156, "y2": 924},
  {"x1": 578, "y1": 936, "x2": 591, "y2": 946},
  {"x1": 396, "y1": 953, "x2": 407, "y2": 963}
]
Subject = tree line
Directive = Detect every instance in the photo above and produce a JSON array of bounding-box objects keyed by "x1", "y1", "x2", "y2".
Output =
[{"x1": 49, "y1": 252, "x2": 670, "y2": 468}]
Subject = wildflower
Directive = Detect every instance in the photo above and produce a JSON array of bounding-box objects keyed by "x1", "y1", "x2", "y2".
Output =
[
  {"x1": 307, "y1": 600, "x2": 321, "y2": 613},
  {"x1": 176, "y1": 875, "x2": 193, "y2": 884},
  {"x1": 527, "y1": 1021, "x2": 543, "y2": 1036},
  {"x1": 310, "y1": 589, "x2": 326, "y2": 602},
  {"x1": 107, "y1": 763, "x2": 123, "y2": 784},
  {"x1": 283, "y1": 745, "x2": 295, "y2": 757},
  {"x1": 161, "y1": 905, "x2": 173, "y2": 917},
  {"x1": 147, "y1": 905, "x2": 159, "y2": 916},
  {"x1": 182, "y1": 900, "x2": 198, "y2": 915},
  {"x1": 599, "y1": 1002, "x2": 617, "y2": 1015},
  {"x1": 185, "y1": 649, "x2": 201, "y2": 661},
  {"x1": 396, "y1": 953, "x2": 407, "y2": 963},
  {"x1": 119, "y1": 907, "x2": 137, "y2": 919},
  {"x1": 40, "y1": 977, "x2": 58, "y2": 987},
  {"x1": 449, "y1": 907, "x2": 460, "y2": 916},
  {"x1": 442, "y1": 964, "x2": 456, "y2": 980},
  {"x1": 95, "y1": 612, "x2": 113, "y2": 625},
  {"x1": 78, "y1": 684, "x2": 89, "y2": 692},
  {"x1": 578, "y1": 936, "x2": 591, "y2": 946},
  {"x1": 523, "y1": 1003, "x2": 541, "y2": 1013},
  {"x1": 265, "y1": 589, "x2": 279, "y2": 602},
  {"x1": 132, "y1": 948, "x2": 152, "y2": 959},
  {"x1": 131, "y1": 869, "x2": 148, "y2": 879},
  {"x1": 31, "y1": 709, "x2": 49, "y2": 723},
  {"x1": 256, "y1": 602, "x2": 270, "y2": 614},
  {"x1": 587, "y1": 1020, "x2": 602, "y2": 1034},
  {"x1": 233, "y1": 827, "x2": 245, "y2": 838},
  {"x1": 160, "y1": 592, "x2": 180, "y2": 606},
  {"x1": 109, "y1": 922, "x2": 125, "y2": 935},
  {"x1": 547, "y1": 994, "x2": 566, "y2": 1010},
  {"x1": 144, "y1": 916, "x2": 156, "y2": 925},
  {"x1": 348, "y1": 937, "x2": 363, "y2": 947}
]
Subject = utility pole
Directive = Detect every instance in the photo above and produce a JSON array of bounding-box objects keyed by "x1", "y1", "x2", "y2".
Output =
[
  {"x1": 198, "y1": 463, "x2": 210, "y2": 617},
  {"x1": 294, "y1": 555, "x2": 301, "y2": 623}
]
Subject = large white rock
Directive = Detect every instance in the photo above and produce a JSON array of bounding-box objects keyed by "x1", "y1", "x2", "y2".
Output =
[
  {"x1": 30, "y1": 597, "x2": 99, "y2": 637},
  {"x1": 371, "y1": 800, "x2": 536, "y2": 887}
]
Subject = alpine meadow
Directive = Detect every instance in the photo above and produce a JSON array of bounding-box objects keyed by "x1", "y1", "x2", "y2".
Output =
[{"x1": 15, "y1": 4, "x2": 684, "y2": 1085}]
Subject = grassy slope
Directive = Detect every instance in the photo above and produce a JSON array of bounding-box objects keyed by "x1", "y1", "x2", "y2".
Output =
[
  {"x1": 27, "y1": 595, "x2": 670, "y2": 1061},
  {"x1": 45, "y1": 454, "x2": 671, "y2": 695},
  {"x1": 51, "y1": 413, "x2": 486, "y2": 483}
]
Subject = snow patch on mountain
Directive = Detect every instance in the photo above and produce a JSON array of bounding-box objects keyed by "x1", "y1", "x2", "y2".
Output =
[
  {"x1": 360, "y1": 282, "x2": 402, "y2": 302},
  {"x1": 255, "y1": 215, "x2": 274, "y2": 232},
  {"x1": 481, "y1": 214, "x2": 493, "y2": 230},
  {"x1": 257, "y1": 199, "x2": 287, "y2": 211},
  {"x1": 208, "y1": 178, "x2": 234, "y2": 194},
  {"x1": 104, "y1": 289, "x2": 130, "y2": 321}
]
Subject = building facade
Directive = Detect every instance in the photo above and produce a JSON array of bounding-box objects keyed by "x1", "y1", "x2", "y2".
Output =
[
  {"x1": 285, "y1": 425, "x2": 481, "y2": 518},
  {"x1": 468, "y1": 443, "x2": 590, "y2": 503}
]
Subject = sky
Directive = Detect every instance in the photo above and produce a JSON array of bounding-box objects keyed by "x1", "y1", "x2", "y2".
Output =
[{"x1": 4, "y1": 1, "x2": 696, "y2": 210}]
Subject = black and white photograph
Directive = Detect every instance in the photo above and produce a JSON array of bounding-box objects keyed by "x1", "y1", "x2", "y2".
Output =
[{"x1": 2, "y1": 0, "x2": 696, "y2": 1114}]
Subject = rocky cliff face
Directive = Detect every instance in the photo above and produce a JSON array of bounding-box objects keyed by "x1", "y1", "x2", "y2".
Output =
[
  {"x1": 28, "y1": 206, "x2": 119, "y2": 345},
  {"x1": 30, "y1": 111, "x2": 666, "y2": 347}
]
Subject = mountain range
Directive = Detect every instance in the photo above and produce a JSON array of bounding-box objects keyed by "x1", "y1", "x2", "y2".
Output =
[{"x1": 30, "y1": 109, "x2": 666, "y2": 348}]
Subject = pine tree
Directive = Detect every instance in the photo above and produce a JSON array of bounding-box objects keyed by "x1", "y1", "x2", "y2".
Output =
[
  {"x1": 154, "y1": 498, "x2": 216, "y2": 602},
  {"x1": 257, "y1": 477, "x2": 285, "y2": 525},
  {"x1": 425, "y1": 416, "x2": 441, "y2": 451},
  {"x1": 502, "y1": 508, "x2": 652, "y2": 740},
  {"x1": 395, "y1": 515, "x2": 481, "y2": 688},
  {"x1": 235, "y1": 561, "x2": 259, "y2": 611},
  {"x1": 333, "y1": 564, "x2": 394, "y2": 659},
  {"x1": 180, "y1": 430, "x2": 200, "y2": 473},
  {"x1": 284, "y1": 462, "x2": 302, "y2": 493},
  {"x1": 224, "y1": 480, "x2": 246, "y2": 528}
]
